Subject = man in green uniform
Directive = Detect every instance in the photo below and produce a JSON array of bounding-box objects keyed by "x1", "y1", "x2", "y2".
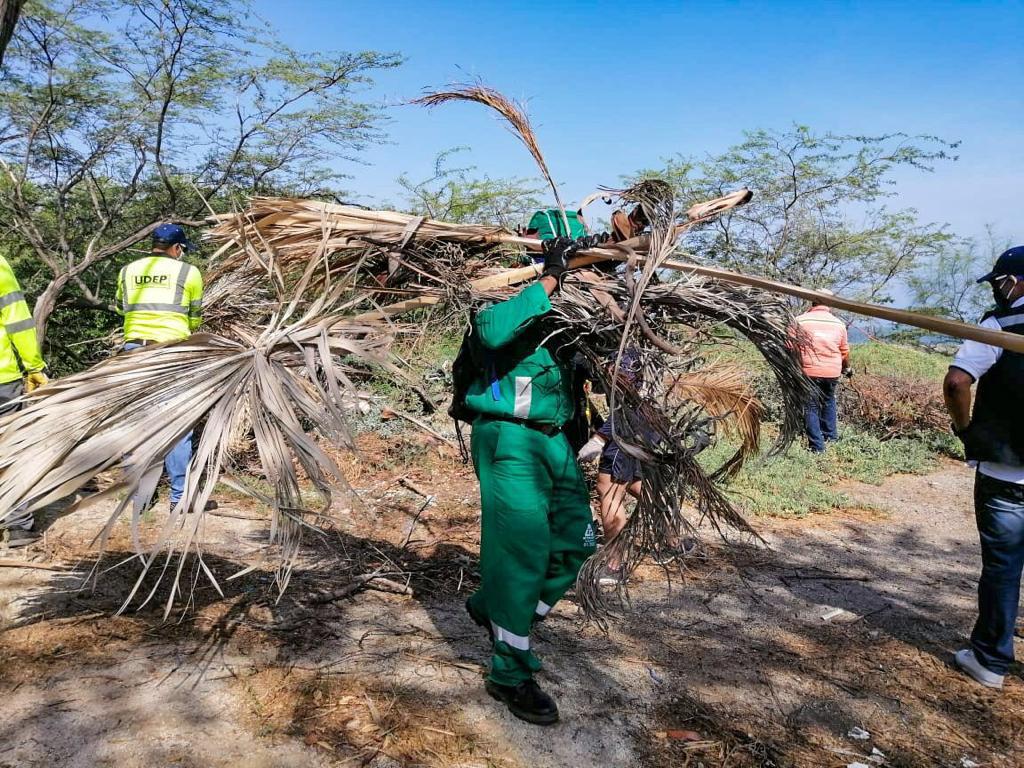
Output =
[
  {"x1": 116, "y1": 223, "x2": 212, "y2": 513},
  {"x1": 0, "y1": 255, "x2": 49, "y2": 545},
  {"x1": 462, "y1": 234, "x2": 599, "y2": 725}
]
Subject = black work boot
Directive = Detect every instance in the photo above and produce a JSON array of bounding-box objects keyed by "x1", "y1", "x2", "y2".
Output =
[
  {"x1": 465, "y1": 598, "x2": 494, "y2": 643},
  {"x1": 485, "y1": 678, "x2": 559, "y2": 725}
]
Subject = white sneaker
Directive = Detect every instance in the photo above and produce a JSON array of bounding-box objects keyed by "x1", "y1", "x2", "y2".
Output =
[
  {"x1": 954, "y1": 648, "x2": 1004, "y2": 689},
  {"x1": 598, "y1": 566, "x2": 624, "y2": 587}
]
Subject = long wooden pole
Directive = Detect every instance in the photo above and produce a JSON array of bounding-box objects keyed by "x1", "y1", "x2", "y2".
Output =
[
  {"x1": 352, "y1": 190, "x2": 751, "y2": 322},
  {"x1": 355, "y1": 190, "x2": 1020, "y2": 354}
]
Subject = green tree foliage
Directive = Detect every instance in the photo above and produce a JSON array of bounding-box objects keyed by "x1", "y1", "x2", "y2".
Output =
[
  {"x1": 634, "y1": 126, "x2": 959, "y2": 302},
  {"x1": 396, "y1": 148, "x2": 543, "y2": 230},
  {"x1": 0, "y1": 0, "x2": 399, "y2": 367},
  {"x1": 907, "y1": 225, "x2": 1012, "y2": 323}
]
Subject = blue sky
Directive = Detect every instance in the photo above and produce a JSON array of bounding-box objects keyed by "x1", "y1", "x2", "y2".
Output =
[{"x1": 256, "y1": 0, "x2": 1022, "y2": 243}]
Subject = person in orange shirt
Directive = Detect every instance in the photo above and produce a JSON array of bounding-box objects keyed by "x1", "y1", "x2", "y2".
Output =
[{"x1": 793, "y1": 292, "x2": 851, "y2": 452}]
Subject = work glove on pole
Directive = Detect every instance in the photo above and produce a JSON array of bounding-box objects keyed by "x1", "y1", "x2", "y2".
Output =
[
  {"x1": 541, "y1": 233, "x2": 611, "y2": 280},
  {"x1": 25, "y1": 371, "x2": 49, "y2": 392}
]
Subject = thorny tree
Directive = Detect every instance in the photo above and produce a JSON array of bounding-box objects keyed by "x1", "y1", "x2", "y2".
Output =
[
  {"x1": 634, "y1": 125, "x2": 959, "y2": 303},
  {"x1": 908, "y1": 224, "x2": 1013, "y2": 324},
  {"x1": 0, "y1": 0, "x2": 399, "y2": 346},
  {"x1": 396, "y1": 148, "x2": 544, "y2": 230}
]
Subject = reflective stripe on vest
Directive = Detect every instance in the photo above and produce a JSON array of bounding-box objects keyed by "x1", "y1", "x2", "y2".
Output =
[
  {"x1": 995, "y1": 312, "x2": 1024, "y2": 330},
  {"x1": 0, "y1": 291, "x2": 25, "y2": 309},
  {"x1": 4, "y1": 317, "x2": 36, "y2": 334}
]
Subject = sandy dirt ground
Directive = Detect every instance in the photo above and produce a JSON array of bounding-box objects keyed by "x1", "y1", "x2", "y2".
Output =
[{"x1": 0, "y1": 440, "x2": 1020, "y2": 768}]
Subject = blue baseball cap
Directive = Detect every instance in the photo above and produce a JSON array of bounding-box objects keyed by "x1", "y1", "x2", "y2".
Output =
[
  {"x1": 977, "y1": 245, "x2": 1024, "y2": 284},
  {"x1": 152, "y1": 223, "x2": 195, "y2": 252}
]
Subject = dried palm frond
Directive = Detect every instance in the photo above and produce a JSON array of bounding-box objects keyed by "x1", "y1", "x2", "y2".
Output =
[
  {"x1": 539, "y1": 266, "x2": 806, "y2": 621},
  {"x1": 204, "y1": 198, "x2": 509, "y2": 300},
  {"x1": 2, "y1": 80, "x2": 1012, "y2": 627},
  {"x1": 0, "y1": 305, "x2": 407, "y2": 615},
  {"x1": 671, "y1": 367, "x2": 763, "y2": 479},
  {"x1": 413, "y1": 83, "x2": 570, "y2": 232},
  {"x1": 202, "y1": 189, "x2": 1024, "y2": 356},
  {"x1": 203, "y1": 187, "x2": 758, "y2": 335}
]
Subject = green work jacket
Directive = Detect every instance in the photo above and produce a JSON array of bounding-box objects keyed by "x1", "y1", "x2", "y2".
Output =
[
  {"x1": 464, "y1": 282, "x2": 574, "y2": 427},
  {"x1": 0, "y1": 256, "x2": 44, "y2": 384},
  {"x1": 116, "y1": 255, "x2": 203, "y2": 342}
]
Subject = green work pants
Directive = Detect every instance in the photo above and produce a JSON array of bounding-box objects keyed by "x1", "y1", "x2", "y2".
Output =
[{"x1": 467, "y1": 418, "x2": 596, "y2": 685}]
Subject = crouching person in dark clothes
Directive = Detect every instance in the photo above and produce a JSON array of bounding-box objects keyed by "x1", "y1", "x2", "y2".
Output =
[{"x1": 944, "y1": 245, "x2": 1024, "y2": 689}]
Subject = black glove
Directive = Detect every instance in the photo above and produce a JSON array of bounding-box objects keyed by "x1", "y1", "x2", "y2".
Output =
[
  {"x1": 953, "y1": 421, "x2": 985, "y2": 460},
  {"x1": 542, "y1": 234, "x2": 611, "y2": 280},
  {"x1": 578, "y1": 232, "x2": 611, "y2": 250},
  {"x1": 683, "y1": 421, "x2": 713, "y2": 457},
  {"x1": 541, "y1": 236, "x2": 579, "y2": 280}
]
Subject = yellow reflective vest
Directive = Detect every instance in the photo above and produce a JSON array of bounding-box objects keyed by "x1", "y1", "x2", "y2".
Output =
[
  {"x1": 0, "y1": 256, "x2": 44, "y2": 384},
  {"x1": 116, "y1": 255, "x2": 204, "y2": 343}
]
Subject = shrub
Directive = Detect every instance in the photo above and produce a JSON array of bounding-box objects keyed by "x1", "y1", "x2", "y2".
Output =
[{"x1": 838, "y1": 374, "x2": 948, "y2": 440}]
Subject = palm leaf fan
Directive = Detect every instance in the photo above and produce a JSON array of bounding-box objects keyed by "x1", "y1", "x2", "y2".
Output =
[
  {"x1": 0, "y1": 307, "x2": 409, "y2": 616},
  {"x1": 671, "y1": 366, "x2": 763, "y2": 479},
  {"x1": 413, "y1": 83, "x2": 572, "y2": 233}
]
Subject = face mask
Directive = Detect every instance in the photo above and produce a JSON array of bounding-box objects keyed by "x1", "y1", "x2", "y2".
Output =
[
  {"x1": 992, "y1": 277, "x2": 1017, "y2": 310},
  {"x1": 992, "y1": 282, "x2": 1011, "y2": 309}
]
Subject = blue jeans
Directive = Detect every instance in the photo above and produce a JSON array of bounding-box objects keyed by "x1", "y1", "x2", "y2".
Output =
[
  {"x1": 970, "y1": 472, "x2": 1024, "y2": 675},
  {"x1": 805, "y1": 376, "x2": 839, "y2": 452},
  {"x1": 124, "y1": 342, "x2": 192, "y2": 505}
]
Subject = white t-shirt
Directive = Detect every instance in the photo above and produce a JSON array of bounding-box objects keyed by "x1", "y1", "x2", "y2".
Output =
[{"x1": 950, "y1": 296, "x2": 1024, "y2": 483}]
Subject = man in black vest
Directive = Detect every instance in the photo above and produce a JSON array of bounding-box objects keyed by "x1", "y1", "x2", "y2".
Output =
[{"x1": 944, "y1": 245, "x2": 1024, "y2": 689}]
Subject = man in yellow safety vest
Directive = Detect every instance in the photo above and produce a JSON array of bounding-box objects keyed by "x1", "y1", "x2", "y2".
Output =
[
  {"x1": 116, "y1": 223, "x2": 214, "y2": 512},
  {"x1": 0, "y1": 255, "x2": 49, "y2": 545}
]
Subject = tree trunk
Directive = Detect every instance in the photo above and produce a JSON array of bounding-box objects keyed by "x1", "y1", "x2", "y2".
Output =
[
  {"x1": 32, "y1": 271, "x2": 70, "y2": 345},
  {"x1": 0, "y1": 0, "x2": 25, "y2": 67}
]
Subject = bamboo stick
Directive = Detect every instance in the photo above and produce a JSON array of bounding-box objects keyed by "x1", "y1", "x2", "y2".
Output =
[
  {"x1": 477, "y1": 248, "x2": 1024, "y2": 354},
  {"x1": 648, "y1": 259, "x2": 1022, "y2": 353},
  {"x1": 359, "y1": 208, "x2": 1023, "y2": 354}
]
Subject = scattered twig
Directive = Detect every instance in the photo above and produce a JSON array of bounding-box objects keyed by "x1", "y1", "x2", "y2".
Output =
[
  {"x1": 851, "y1": 604, "x2": 892, "y2": 623},
  {"x1": 398, "y1": 476, "x2": 432, "y2": 500},
  {"x1": 400, "y1": 495, "x2": 434, "y2": 552},
  {"x1": 0, "y1": 559, "x2": 72, "y2": 571},
  {"x1": 208, "y1": 510, "x2": 264, "y2": 522},
  {"x1": 381, "y1": 408, "x2": 457, "y2": 449},
  {"x1": 308, "y1": 572, "x2": 412, "y2": 604},
  {"x1": 789, "y1": 570, "x2": 872, "y2": 582}
]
